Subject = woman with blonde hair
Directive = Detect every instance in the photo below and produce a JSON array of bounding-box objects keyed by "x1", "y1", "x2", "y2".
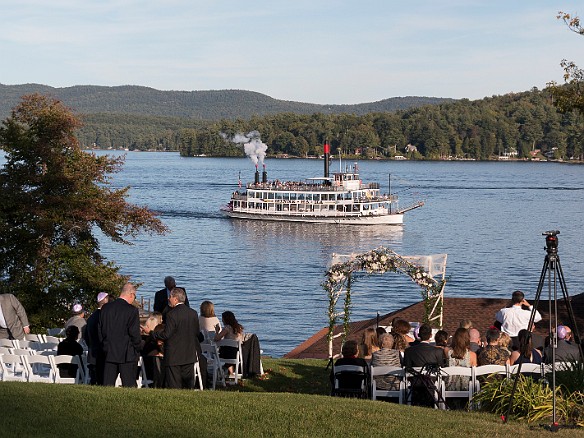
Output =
[{"x1": 199, "y1": 300, "x2": 222, "y2": 332}]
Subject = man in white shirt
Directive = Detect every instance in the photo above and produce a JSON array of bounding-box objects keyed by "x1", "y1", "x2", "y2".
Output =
[{"x1": 495, "y1": 290, "x2": 542, "y2": 338}]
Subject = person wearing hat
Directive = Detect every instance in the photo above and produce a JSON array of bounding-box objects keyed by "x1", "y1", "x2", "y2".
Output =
[
  {"x1": 544, "y1": 325, "x2": 581, "y2": 363},
  {"x1": 65, "y1": 303, "x2": 86, "y2": 340},
  {"x1": 83, "y1": 292, "x2": 110, "y2": 385}
]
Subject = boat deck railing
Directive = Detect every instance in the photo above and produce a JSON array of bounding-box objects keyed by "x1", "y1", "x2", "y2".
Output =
[{"x1": 244, "y1": 181, "x2": 380, "y2": 192}]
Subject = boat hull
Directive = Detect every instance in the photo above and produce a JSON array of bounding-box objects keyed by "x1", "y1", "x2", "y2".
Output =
[{"x1": 223, "y1": 210, "x2": 404, "y2": 225}]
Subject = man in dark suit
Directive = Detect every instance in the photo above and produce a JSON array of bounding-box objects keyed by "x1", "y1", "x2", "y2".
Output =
[
  {"x1": 99, "y1": 283, "x2": 142, "y2": 387},
  {"x1": 403, "y1": 323, "x2": 445, "y2": 407},
  {"x1": 403, "y1": 324, "x2": 446, "y2": 368},
  {"x1": 83, "y1": 292, "x2": 109, "y2": 385},
  {"x1": 153, "y1": 276, "x2": 189, "y2": 320},
  {"x1": 0, "y1": 293, "x2": 30, "y2": 340},
  {"x1": 143, "y1": 287, "x2": 204, "y2": 389}
]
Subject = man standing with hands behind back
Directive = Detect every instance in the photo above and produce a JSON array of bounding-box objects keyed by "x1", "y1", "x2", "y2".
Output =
[{"x1": 99, "y1": 283, "x2": 142, "y2": 387}]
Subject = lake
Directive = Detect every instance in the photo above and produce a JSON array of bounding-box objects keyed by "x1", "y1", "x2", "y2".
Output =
[{"x1": 93, "y1": 152, "x2": 584, "y2": 357}]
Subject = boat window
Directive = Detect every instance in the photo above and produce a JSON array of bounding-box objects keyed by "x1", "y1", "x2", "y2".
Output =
[
  {"x1": 297, "y1": 193, "x2": 305, "y2": 201},
  {"x1": 275, "y1": 192, "x2": 282, "y2": 200},
  {"x1": 336, "y1": 194, "x2": 343, "y2": 200},
  {"x1": 290, "y1": 193, "x2": 297, "y2": 201},
  {"x1": 268, "y1": 192, "x2": 275, "y2": 200}
]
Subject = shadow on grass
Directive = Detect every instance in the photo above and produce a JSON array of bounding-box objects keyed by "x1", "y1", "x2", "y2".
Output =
[{"x1": 222, "y1": 358, "x2": 331, "y2": 395}]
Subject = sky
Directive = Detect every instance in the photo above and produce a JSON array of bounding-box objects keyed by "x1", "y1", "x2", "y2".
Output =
[{"x1": 0, "y1": 1, "x2": 582, "y2": 104}]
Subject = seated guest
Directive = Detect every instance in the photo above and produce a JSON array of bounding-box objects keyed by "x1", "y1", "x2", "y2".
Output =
[
  {"x1": 199, "y1": 300, "x2": 222, "y2": 335},
  {"x1": 403, "y1": 324, "x2": 445, "y2": 368},
  {"x1": 376, "y1": 326, "x2": 387, "y2": 342},
  {"x1": 371, "y1": 333, "x2": 401, "y2": 391},
  {"x1": 434, "y1": 330, "x2": 449, "y2": 351},
  {"x1": 478, "y1": 327, "x2": 510, "y2": 366},
  {"x1": 469, "y1": 328, "x2": 482, "y2": 353},
  {"x1": 544, "y1": 325, "x2": 580, "y2": 363},
  {"x1": 359, "y1": 327, "x2": 380, "y2": 360},
  {"x1": 331, "y1": 340, "x2": 370, "y2": 395},
  {"x1": 143, "y1": 324, "x2": 165, "y2": 388},
  {"x1": 510, "y1": 329, "x2": 542, "y2": 365},
  {"x1": 459, "y1": 319, "x2": 473, "y2": 330},
  {"x1": 214, "y1": 311, "x2": 244, "y2": 376},
  {"x1": 403, "y1": 324, "x2": 444, "y2": 407},
  {"x1": 499, "y1": 332, "x2": 512, "y2": 354},
  {"x1": 495, "y1": 290, "x2": 542, "y2": 340},
  {"x1": 390, "y1": 319, "x2": 413, "y2": 352},
  {"x1": 445, "y1": 328, "x2": 477, "y2": 391},
  {"x1": 57, "y1": 326, "x2": 84, "y2": 378}
]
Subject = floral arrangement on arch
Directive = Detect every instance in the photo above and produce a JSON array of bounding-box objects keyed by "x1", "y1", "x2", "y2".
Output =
[{"x1": 323, "y1": 247, "x2": 445, "y2": 345}]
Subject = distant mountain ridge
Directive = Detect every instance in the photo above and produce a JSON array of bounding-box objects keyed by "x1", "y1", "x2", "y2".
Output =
[{"x1": 0, "y1": 83, "x2": 454, "y2": 120}]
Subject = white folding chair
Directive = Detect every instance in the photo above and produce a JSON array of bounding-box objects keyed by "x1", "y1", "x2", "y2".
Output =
[
  {"x1": 193, "y1": 360, "x2": 204, "y2": 390},
  {"x1": 50, "y1": 355, "x2": 83, "y2": 384},
  {"x1": 0, "y1": 346, "x2": 13, "y2": 355},
  {"x1": 404, "y1": 367, "x2": 440, "y2": 408},
  {"x1": 12, "y1": 348, "x2": 34, "y2": 356},
  {"x1": 137, "y1": 356, "x2": 152, "y2": 388},
  {"x1": 439, "y1": 366, "x2": 474, "y2": 410},
  {"x1": 44, "y1": 335, "x2": 62, "y2": 344},
  {"x1": 47, "y1": 328, "x2": 64, "y2": 337},
  {"x1": 473, "y1": 364, "x2": 508, "y2": 394},
  {"x1": 25, "y1": 334, "x2": 45, "y2": 342},
  {"x1": 201, "y1": 343, "x2": 224, "y2": 389},
  {"x1": 216, "y1": 339, "x2": 243, "y2": 384},
  {"x1": 332, "y1": 364, "x2": 369, "y2": 398},
  {"x1": 0, "y1": 339, "x2": 14, "y2": 348},
  {"x1": 15, "y1": 340, "x2": 35, "y2": 349},
  {"x1": 32, "y1": 342, "x2": 58, "y2": 352},
  {"x1": 23, "y1": 354, "x2": 55, "y2": 383},
  {"x1": 509, "y1": 363, "x2": 543, "y2": 378},
  {"x1": 370, "y1": 365, "x2": 405, "y2": 403},
  {"x1": 0, "y1": 354, "x2": 27, "y2": 381}
]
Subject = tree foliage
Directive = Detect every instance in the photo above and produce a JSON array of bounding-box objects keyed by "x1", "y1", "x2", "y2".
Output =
[
  {"x1": 0, "y1": 94, "x2": 167, "y2": 328},
  {"x1": 547, "y1": 12, "x2": 584, "y2": 115},
  {"x1": 175, "y1": 89, "x2": 583, "y2": 161}
]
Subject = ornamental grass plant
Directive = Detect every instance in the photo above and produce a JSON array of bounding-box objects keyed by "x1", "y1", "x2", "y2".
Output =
[{"x1": 473, "y1": 373, "x2": 584, "y2": 427}]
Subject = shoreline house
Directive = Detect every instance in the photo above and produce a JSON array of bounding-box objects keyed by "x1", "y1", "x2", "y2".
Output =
[{"x1": 285, "y1": 293, "x2": 584, "y2": 359}]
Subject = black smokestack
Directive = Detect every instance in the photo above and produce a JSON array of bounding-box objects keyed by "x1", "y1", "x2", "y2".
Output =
[
  {"x1": 254, "y1": 164, "x2": 260, "y2": 185},
  {"x1": 324, "y1": 141, "x2": 330, "y2": 178},
  {"x1": 262, "y1": 164, "x2": 267, "y2": 184}
]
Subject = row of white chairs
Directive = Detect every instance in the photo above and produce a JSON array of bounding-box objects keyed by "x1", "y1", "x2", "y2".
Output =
[
  {"x1": 335, "y1": 362, "x2": 569, "y2": 409},
  {"x1": 0, "y1": 353, "x2": 83, "y2": 384},
  {"x1": 0, "y1": 339, "x2": 59, "y2": 353}
]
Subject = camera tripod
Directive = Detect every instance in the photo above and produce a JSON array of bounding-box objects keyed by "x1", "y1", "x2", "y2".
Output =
[{"x1": 505, "y1": 231, "x2": 583, "y2": 430}]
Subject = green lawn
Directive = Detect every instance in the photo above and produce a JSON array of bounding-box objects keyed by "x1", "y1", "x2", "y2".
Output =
[{"x1": 1, "y1": 359, "x2": 583, "y2": 437}]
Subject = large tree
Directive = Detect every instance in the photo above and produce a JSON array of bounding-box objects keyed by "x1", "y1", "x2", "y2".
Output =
[
  {"x1": 548, "y1": 12, "x2": 584, "y2": 115},
  {"x1": 0, "y1": 94, "x2": 167, "y2": 328}
]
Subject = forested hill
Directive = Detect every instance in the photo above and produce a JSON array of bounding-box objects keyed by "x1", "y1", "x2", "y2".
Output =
[{"x1": 0, "y1": 84, "x2": 453, "y2": 120}]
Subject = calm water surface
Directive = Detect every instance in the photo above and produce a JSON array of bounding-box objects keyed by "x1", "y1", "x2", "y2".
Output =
[{"x1": 93, "y1": 152, "x2": 584, "y2": 357}]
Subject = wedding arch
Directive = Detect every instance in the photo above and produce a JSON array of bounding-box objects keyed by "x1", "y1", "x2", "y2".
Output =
[{"x1": 323, "y1": 247, "x2": 447, "y2": 358}]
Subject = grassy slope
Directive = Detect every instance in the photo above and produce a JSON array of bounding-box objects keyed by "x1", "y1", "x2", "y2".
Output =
[{"x1": 1, "y1": 359, "x2": 583, "y2": 437}]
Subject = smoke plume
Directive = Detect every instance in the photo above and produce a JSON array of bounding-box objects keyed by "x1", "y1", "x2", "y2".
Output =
[{"x1": 221, "y1": 130, "x2": 268, "y2": 166}]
